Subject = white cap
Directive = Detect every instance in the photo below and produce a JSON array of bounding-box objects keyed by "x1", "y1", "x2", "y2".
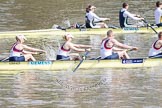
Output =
[
  {"x1": 90, "y1": 6, "x2": 96, "y2": 10},
  {"x1": 16, "y1": 34, "x2": 27, "y2": 40},
  {"x1": 64, "y1": 33, "x2": 74, "y2": 38}
]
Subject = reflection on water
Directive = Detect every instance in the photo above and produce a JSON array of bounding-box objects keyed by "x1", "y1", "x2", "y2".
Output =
[{"x1": 0, "y1": 67, "x2": 162, "y2": 107}]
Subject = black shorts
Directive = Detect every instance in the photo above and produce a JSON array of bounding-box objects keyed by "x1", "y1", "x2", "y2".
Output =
[
  {"x1": 56, "y1": 55, "x2": 70, "y2": 60},
  {"x1": 103, "y1": 53, "x2": 119, "y2": 60},
  {"x1": 86, "y1": 23, "x2": 92, "y2": 28},
  {"x1": 156, "y1": 23, "x2": 162, "y2": 27},
  {"x1": 9, "y1": 56, "x2": 25, "y2": 62}
]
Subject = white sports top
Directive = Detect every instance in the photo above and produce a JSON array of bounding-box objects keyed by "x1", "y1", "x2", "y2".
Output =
[
  {"x1": 154, "y1": 7, "x2": 162, "y2": 24},
  {"x1": 85, "y1": 11, "x2": 107, "y2": 28},
  {"x1": 121, "y1": 8, "x2": 142, "y2": 20},
  {"x1": 100, "y1": 39, "x2": 113, "y2": 59},
  {"x1": 148, "y1": 40, "x2": 162, "y2": 56},
  {"x1": 57, "y1": 43, "x2": 71, "y2": 56},
  {"x1": 9, "y1": 43, "x2": 23, "y2": 57}
]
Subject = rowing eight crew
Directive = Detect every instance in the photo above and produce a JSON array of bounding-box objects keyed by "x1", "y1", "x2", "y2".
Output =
[
  {"x1": 85, "y1": 1, "x2": 162, "y2": 28},
  {"x1": 6, "y1": 30, "x2": 162, "y2": 62}
]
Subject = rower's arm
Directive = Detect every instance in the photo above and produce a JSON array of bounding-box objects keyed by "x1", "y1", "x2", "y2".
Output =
[
  {"x1": 112, "y1": 39, "x2": 133, "y2": 49},
  {"x1": 22, "y1": 45, "x2": 45, "y2": 52},
  {"x1": 74, "y1": 44, "x2": 92, "y2": 48},
  {"x1": 113, "y1": 47, "x2": 124, "y2": 51},
  {"x1": 124, "y1": 11, "x2": 143, "y2": 20},
  {"x1": 69, "y1": 43, "x2": 86, "y2": 52},
  {"x1": 92, "y1": 12, "x2": 109, "y2": 22},
  {"x1": 22, "y1": 50, "x2": 37, "y2": 54}
]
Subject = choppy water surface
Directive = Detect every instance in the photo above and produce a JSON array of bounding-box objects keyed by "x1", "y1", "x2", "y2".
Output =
[{"x1": 0, "y1": 0, "x2": 162, "y2": 107}]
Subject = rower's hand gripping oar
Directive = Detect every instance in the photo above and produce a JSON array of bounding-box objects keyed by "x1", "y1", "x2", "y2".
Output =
[
  {"x1": 73, "y1": 51, "x2": 89, "y2": 73},
  {"x1": 142, "y1": 19, "x2": 158, "y2": 34}
]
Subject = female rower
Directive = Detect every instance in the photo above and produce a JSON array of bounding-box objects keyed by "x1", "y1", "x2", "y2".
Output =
[
  {"x1": 100, "y1": 30, "x2": 138, "y2": 59},
  {"x1": 56, "y1": 33, "x2": 92, "y2": 60},
  {"x1": 9, "y1": 34, "x2": 46, "y2": 61},
  {"x1": 148, "y1": 32, "x2": 162, "y2": 58},
  {"x1": 85, "y1": 5, "x2": 110, "y2": 28}
]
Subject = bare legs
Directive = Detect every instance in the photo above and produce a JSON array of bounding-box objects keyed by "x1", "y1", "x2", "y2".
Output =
[
  {"x1": 69, "y1": 53, "x2": 82, "y2": 60},
  {"x1": 117, "y1": 50, "x2": 130, "y2": 59},
  {"x1": 24, "y1": 54, "x2": 36, "y2": 61}
]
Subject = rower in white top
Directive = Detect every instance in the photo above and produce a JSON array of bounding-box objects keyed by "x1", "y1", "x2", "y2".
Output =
[
  {"x1": 100, "y1": 30, "x2": 138, "y2": 59},
  {"x1": 9, "y1": 34, "x2": 46, "y2": 62},
  {"x1": 149, "y1": 32, "x2": 162, "y2": 58},
  {"x1": 56, "y1": 33, "x2": 92, "y2": 60},
  {"x1": 119, "y1": 2, "x2": 144, "y2": 28},
  {"x1": 85, "y1": 5, "x2": 110, "y2": 28},
  {"x1": 154, "y1": 1, "x2": 162, "y2": 27}
]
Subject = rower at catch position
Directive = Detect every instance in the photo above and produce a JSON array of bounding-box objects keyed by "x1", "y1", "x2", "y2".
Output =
[
  {"x1": 85, "y1": 5, "x2": 110, "y2": 28},
  {"x1": 100, "y1": 30, "x2": 138, "y2": 59},
  {"x1": 56, "y1": 33, "x2": 92, "y2": 60},
  {"x1": 119, "y1": 2, "x2": 144, "y2": 28},
  {"x1": 155, "y1": 1, "x2": 162, "y2": 27},
  {"x1": 149, "y1": 32, "x2": 162, "y2": 58},
  {"x1": 9, "y1": 35, "x2": 46, "y2": 62}
]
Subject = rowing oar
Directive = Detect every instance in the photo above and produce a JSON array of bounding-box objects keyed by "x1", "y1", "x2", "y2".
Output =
[
  {"x1": 142, "y1": 19, "x2": 158, "y2": 34},
  {"x1": 0, "y1": 57, "x2": 9, "y2": 62},
  {"x1": 73, "y1": 51, "x2": 89, "y2": 73}
]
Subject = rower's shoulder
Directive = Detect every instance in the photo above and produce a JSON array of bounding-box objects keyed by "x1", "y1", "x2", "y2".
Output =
[{"x1": 158, "y1": 39, "x2": 162, "y2": 43}]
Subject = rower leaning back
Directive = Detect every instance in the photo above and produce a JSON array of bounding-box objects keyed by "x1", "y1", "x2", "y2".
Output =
[
  {"x1": 119, "y1": 2, "x2": 144, "y2": 28},
  {"x1": 100, "y1": 30, "x2": 138, "y2": 59},
  {"x1": 56, "y1": 33, "x2": 92, "y2": 60},
  {"x1": 9, "y1": 34, "x2": 46, "y2": 62},
  {"x1": 85, "y1": 5, "x2": 110, "y2": 28}
]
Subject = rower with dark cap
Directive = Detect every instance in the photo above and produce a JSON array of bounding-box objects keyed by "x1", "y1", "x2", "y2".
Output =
[
  {"x1": 119, "y1": 2, "x2": 144, "y2": 28},
  {"x1": 155, "y1": 1, "x2": 162, "y2": 27},
  {"x1": 9, "y1": 34, "x2": 46, "y2": 61}
]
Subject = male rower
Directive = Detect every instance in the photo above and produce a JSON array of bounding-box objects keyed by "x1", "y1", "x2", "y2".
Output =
[
  {"x1": 9, "y1": 34, "x2": 46, "y2": 61},
  {"x1": 100, "y1": 30, "x2": 138, "y2": 59},
  {"x1": 119, "y1": 2, "x2": 144, "y2": 28},
  {"x1": 155, "y1": 1, "x2": 162, "y2": 27},
  {"x1": 56, "y1": 33, "x2": 92, "y2": 60},
  {"x1": 85, "y1": 5, "x2": 110, "y2": 28},
  {"x1": 148, "y1": 32, "x2": 162, "y2": 58}
]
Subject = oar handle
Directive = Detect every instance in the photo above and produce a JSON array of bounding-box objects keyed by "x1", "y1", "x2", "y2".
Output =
[
  {"x1": 126, "y1": 48, "x2": 138, "y2": 52},
  {"x1": 0, "y1": 57, "x2": 9, "y2": 62},
  {"x1": 73, "y1": 51, "x2": 89, "y2": 73},
  {"x1": 82, "y1": 51, "x2": 89, "y2": 60}
]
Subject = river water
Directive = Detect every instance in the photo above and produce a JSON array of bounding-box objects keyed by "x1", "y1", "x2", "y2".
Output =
[{"x1": 0, "y1": 0, "x2": 162, "y2": 108}]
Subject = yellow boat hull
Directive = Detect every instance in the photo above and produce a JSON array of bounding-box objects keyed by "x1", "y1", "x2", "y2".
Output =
[
  {"x1": 0, "y1": 27, "x2": 161, "y2": 38},
  {"x1": 0, "y1": 58, "x2": 161, "y2": 71}
]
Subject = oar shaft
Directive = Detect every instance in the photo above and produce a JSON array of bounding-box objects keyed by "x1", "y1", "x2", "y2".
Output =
[
  {"x1": 0, "y1": 57, "x2": 9, "y2": 62},
  {"x1": 143, "y1": 19, "x2": 158, "y2": 34},
  {"x1": 73, "y1": 51, "x2": 89, "y2": 72}
]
